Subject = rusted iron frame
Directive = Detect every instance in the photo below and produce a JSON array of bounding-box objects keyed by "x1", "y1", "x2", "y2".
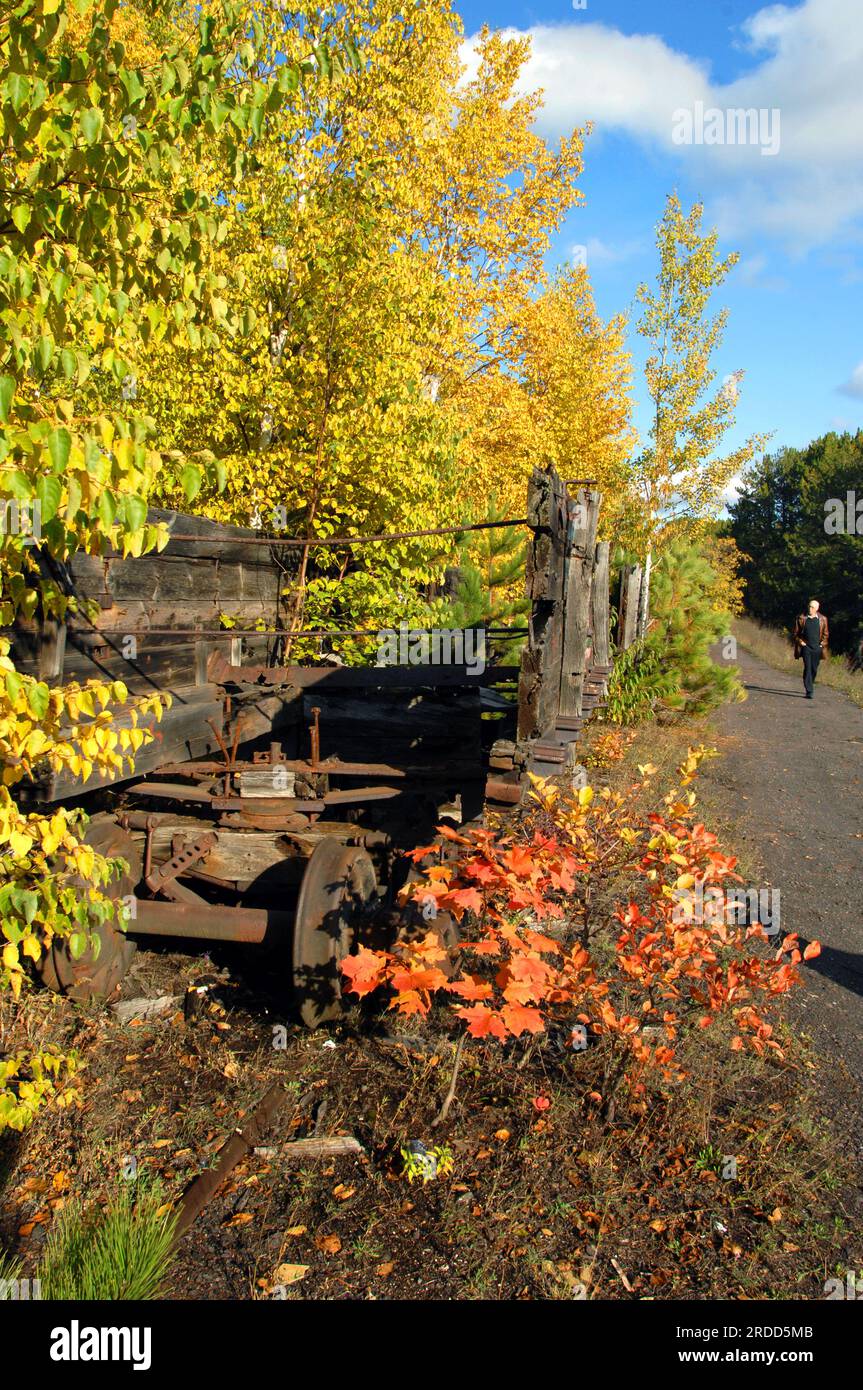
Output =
[
  {"x1": 308, "y1": 705, "x2": 321, "y2": 768},
  {"x1": 207, "y1": 656, "x2": 521, "y2": 687},
  {"x1": 206, "y1": 717, "x2": 242, "y2": 795},
  {"x1": 172, "y1": 1083, "x2": 294, "y2": 1245},
  {"x1": 152, "y1": 757, "x2": 461, "y2": 780},
  {"x1": 131, "y1": 898, "x2": 294, "y2": 944},
  {"x1": 144, "y1": 832, "x2": 219, "y2": 901}
]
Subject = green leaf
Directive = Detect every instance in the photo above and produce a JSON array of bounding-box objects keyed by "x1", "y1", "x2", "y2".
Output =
[
  {"x1": 120, "y1": 68, "x2": 146, "y2": 105},
  {"x1": 68, "y1": 931, "x2": 88, "y2": 961},
  {"x1": 180, "y1": 463, "x2": 202, "y2": 502},
  {"x1": 36, "y1": 474, "x2": 62, "y2": 523},
  {"x1": 35, "y1": 337, "x2": 53, "y2": 373},
  {"x1": 26, "y1": 682, "x2": 50, "y2": 720},
  {"x1": 314, "y1": 45, "x2": 332, "y2": 79},
  {"x1": 47, "y1": 428, "x2": 71, "y2": 473},
  {"x1": 124, "y1": 495, "x2": 147, "y2": 531},
  {"x1": 5, "y1": 73, "x2": 29, "y2": 116},
  {"x1": 4, "y1": 671, "x2": 22, "y2": 705},
  {"x1": 0, "y1": 376, "x2": 15, "y2": 424},
  {"x1": 2, "y1": 471, "x2": 31, "y2": 501},
  {"x1": 80, "y1": 108, "x2": 104, "y2": 144},
  {"x1": 11, "y1": 204, "x2": 31, "y2": 235},
  {"x1": 98, "y1": 491, "x2": 117, "y2": 529}
]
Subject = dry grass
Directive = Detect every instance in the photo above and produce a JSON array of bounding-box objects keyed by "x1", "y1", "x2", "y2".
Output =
[{"x1": 733, "y1": 616, "x2": 863, "y2": 709}]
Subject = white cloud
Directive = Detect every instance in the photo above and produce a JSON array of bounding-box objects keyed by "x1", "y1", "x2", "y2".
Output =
[
  {"x1": 570, "y1": 235, "x2": 644, "y2": 267},
  {"x1": 837, "y1": 361, "x2": 863, "y2": 398},
  {"x1": 461, "y1": 0, "x2": 863, "y2": 247}
]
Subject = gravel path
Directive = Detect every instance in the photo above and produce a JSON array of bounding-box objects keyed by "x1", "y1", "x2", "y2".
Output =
[{"x1": 708, "y1": 645, "x2": 863, "y2": 1153}]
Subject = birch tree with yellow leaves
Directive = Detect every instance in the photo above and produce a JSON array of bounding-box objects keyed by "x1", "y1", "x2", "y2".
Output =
[{"x1": 633, "y1": 195, "x2": 768, "y2": 634}]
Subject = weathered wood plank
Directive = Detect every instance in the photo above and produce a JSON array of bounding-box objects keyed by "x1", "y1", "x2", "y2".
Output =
[
  {"x1": 517, "y1": 466, "x2": 569, "y2": 740},
  {"x1": 559, "y1": 488, "x2": 601, "y2": 718},
  {"x1": 591, "y1": 540, "x2": 611, "y2": 669},
  {"x1": 41, "y1": 685, "x2": 226, "y2": 802},
  {"x1": 619, "y1": 564, "x2": 643, "y2": 650}
]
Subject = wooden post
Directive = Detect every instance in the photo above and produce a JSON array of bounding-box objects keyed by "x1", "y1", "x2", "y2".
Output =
[
  {"x1": 37, "y1": 619, "x2": 66, "y2": 682},
  {"x1": 591, "y1": 541, "x2": 611, "y2": 669},
  {"x1": 558, "y1": 487, "x2": 601, "y2": 718},
  {"x1": 517, "y1": 466, "x2": 568, "y2": 741},
  {"x1": 618, "y1": 564, "x2": 642, "y2": 650}
]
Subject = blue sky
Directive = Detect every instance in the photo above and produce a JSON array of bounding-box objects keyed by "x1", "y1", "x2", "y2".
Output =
[{"x1": 457, "y1": 0, "x2": 863, "y2": 493}]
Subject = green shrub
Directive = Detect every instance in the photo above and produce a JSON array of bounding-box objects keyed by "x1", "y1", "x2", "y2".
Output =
[{"x1": 40, "y1": 1178, "x2": 177, "y2": 1301}]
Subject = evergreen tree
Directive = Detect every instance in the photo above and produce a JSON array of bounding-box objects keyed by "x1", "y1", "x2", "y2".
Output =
[
  {"x1": 729, "y1": 430, "x2": 863, "y2": 654},
  {"x1": 607, "y1": 540, "x2": 740, "y2": 722},
  {"x1": 446, "y1": 498, "x2": 529, "y2": 662}
]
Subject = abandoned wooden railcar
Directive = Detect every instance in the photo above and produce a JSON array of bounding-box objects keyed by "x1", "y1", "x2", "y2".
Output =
[{"x1": 9, "y1": 466, "x2": 613, "y2": 1024}]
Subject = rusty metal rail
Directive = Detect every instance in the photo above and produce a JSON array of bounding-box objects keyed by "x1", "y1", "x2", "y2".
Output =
[{"x1": 161, "y1": 516, "x2": 530, "y2": 548}]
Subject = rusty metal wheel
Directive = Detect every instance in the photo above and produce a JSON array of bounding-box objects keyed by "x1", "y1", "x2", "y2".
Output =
[
  {"x1": 34, "y1": 815, "x2": 141, "y2": 1003},
  {"x1": 292, "y1": 837, "x2": 377, "y2": 1028}
]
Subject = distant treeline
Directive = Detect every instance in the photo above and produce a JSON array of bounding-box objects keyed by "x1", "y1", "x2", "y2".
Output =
[{"x1": 728, "y1": 430, "x2": 863, "y2": 657}]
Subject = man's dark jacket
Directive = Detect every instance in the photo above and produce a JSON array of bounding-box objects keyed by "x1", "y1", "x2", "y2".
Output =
[{"x1": 792, "y1": 613, "x2": 829, "y2": 658}]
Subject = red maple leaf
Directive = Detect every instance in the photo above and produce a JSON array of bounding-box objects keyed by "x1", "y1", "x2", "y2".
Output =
[
  {"x1": 502, "y1": 845, "x2": 538, "y2": 878},
  {"x1": 502, "y1": 1002, "x2": 545, "y2": 1037},
  {"x1": 340, "y1": 946, "x2": 389, "y2": 997},
  {"x1": 455, "y1": 1003, "x2": 507, "y2": 1040},
  {"x1": 447, "y1": 975, "x2": 493, "y2": 1001},
  {"x1": 445, "y1": 887, "x2": 484, "y2": 915},
  {"x1": 389, "y1": 966, "x2": 448, "y2": 995},
  {"x1": 523, "y1": 929, "x2": 562, "y2": 956},
  {"x1": 390, "y1": 990, "x2": 431, "y2": 1018}
]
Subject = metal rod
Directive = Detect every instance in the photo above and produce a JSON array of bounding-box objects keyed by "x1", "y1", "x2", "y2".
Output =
[
  {"x1": 59, "y1": 625, "x2": 529, "y2": 639},
  {"x1": 160, "y1": 517, "x2": 530, "y2": 548},
  {"x1": 131, "y1": 898, "x2": 294, "y2": 944}
]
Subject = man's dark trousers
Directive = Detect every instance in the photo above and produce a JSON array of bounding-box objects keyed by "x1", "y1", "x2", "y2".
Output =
[{"x1": 803, "y1": 646, "x2": 821, "y2": 696}]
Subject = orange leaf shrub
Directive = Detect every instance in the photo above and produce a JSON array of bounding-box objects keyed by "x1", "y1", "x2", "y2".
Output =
[{"x1": 341, "y1": 748, "x2": 818, "y2": 1099}]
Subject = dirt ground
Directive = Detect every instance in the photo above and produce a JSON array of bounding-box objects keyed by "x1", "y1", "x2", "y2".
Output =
[
  {"x1": 706, "y1": 643, "x2": 863, "y2": 1165},
  {"x1": 2, "y1": 703, "x2": 861, "y2": 1302}
]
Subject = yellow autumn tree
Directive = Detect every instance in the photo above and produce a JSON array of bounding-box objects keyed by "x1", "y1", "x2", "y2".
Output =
[
  {"x1": 143, "y1": 3, "x2": 589, "y2": 640},
  {"x1": 633, "y1": 194, "x2": 769, "y2": 632},
  {"x1": 458, "y1": 266, "x2": 638, "y2": 538},
  {"x1": 0, "y1": 0, "x2": 325, "y2": 1129}
]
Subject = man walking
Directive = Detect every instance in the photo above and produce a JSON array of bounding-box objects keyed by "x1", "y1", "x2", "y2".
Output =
[{"x1": 793, "y1": 599, "x2": 829, "y2": 699}]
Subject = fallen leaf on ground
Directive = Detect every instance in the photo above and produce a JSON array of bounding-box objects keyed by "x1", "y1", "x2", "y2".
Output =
[
  {"x1": 286, "y1": 1225, "x2": 307, "y2": 1237},
  {"x1": 315, "y1": 1234, "x2": 341, "y2": 1255},
  {"x1": 273, "y1": 1263, "x2": 308, "y2": 1286},
  {"x1": 376, "y1": 1262, "x2": 395, "y2": 1278},
  {"x1": 225, "y1": 1211, "x2": 254, "y2": 1228}
]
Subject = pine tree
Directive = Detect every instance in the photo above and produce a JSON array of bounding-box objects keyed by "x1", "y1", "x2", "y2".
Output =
[
  {"x1": 606, "y1": 540, "x2": 741, "y2": 721},
  {"x1": 648, "y1": 541, "x2": 741, "y2": 715},
  {"x1": 446, "y1": 498, "x2": 530, "y2": 662}
]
